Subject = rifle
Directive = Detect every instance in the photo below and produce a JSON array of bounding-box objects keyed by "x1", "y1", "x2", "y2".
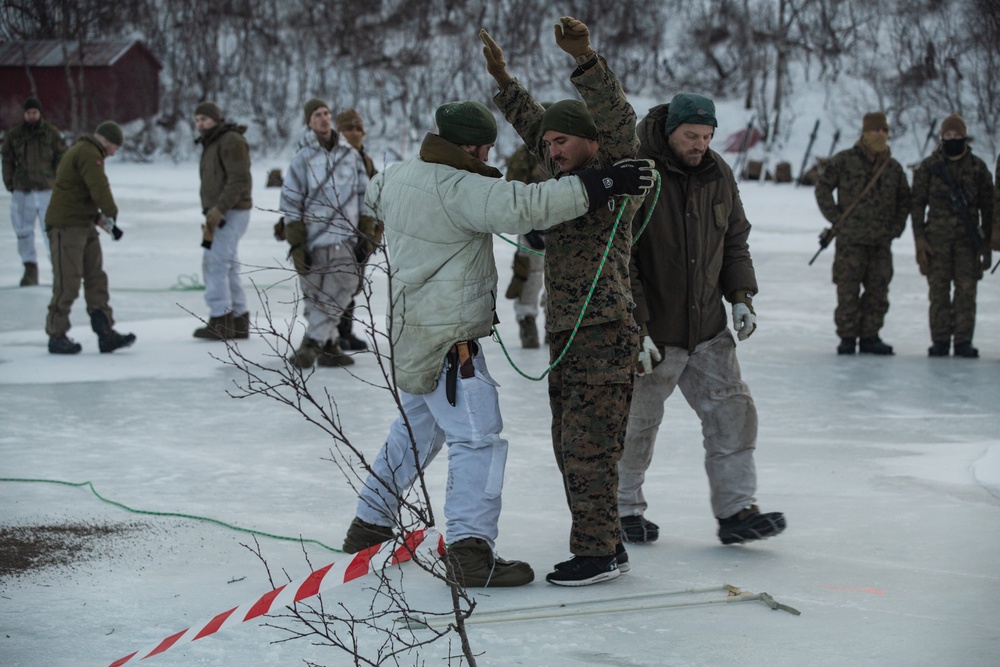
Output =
[
  {"x1": 796, "y1": 119, "x2": 821, "y2": 186},
  {"x1": 928, "y1": 160, "x2": 984, "y2": 252},
  {"x1": 919, "y1": 118, "x2": 938, "y2": 160},
  {"x1": 827, "y1": 129, "x2": 841, "y2": 159},
  {"x1": 809, "y1": 156, "x2": 894, "y2": 265},
  {"x1": 731, "y1": 114, "x2": 756, "y2": 180}
]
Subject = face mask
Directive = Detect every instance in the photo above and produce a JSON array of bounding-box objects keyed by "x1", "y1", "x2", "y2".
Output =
[
  {"x1": 942, "y1": 138, "x2": 966, "y2": 157},
  {"x1": 861, "y1": 133, "x2": 888, "y2": 154}
]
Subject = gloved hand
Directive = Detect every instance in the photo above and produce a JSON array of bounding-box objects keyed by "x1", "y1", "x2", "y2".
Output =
[
  {"x1": 553, "y1": 16, "x2": 596, "y2": 64},
  {"x1": 479, "y1": 29, "x2": 513, "y2": 89},
  {"x1": 354, "y1": 214, "x2": 381, "y2": 264},
  {"x1": 636, "y1": 335, "x2": 662, "y2": 377},
  {"x1": 284, "y1": 219, "x2": 311, "y2": 275},
  {"x1": 205, "y1": 207, "x2": 224, "y2": 229},
  {"x1": 732, "y1": 303, "x2": 756, "y2": 340},
  {"x1": 575, "y1": 159, "x2": 657, "y2": 213},
  {"x1": 914, "y1": 236, "x2": 932, "y2": 276},
  {"x1": 818, "y1": 227, "x2": 834, "y2": 248}
]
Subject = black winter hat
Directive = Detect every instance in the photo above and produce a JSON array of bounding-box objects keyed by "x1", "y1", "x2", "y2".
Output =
[{"x1": 23, "y1": 97, "x2": 42, "y2": 112}]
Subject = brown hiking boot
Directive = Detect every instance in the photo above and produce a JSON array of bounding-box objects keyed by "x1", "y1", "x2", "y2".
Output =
[
  {"x1": 232, "y1": 311, "x2": 250, "y2": 339},
  {"x1": 445, "y1": 537, "x2": 534, "y2": 588},
  {"x1": 193, "y1": 313, "x2": 234, "y2": 340},
  {"x1": 317, "y1": 339, "x2": 355, "y2": 367},
  {"x1": 288, "y1": 337, "x2": 322, "y2": 368},
  {"x1": 20, "y1": 262, "x2": 38, "y2": 287},
  {"x1": 342, "y1": 517, "x2": 395, "y2": 553},
  {"x1": 518, "y1": 316, "x2": 539, "y2": 348}
]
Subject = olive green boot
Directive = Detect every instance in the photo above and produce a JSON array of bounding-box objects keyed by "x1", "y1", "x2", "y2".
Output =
[
  {"x1": 317, "y1": 339, "x2": 355, "y2": 367},
  {"x1": 288, "y1": 337, "x2": 323, "y2": 368},
  {"x1": 445, "y1": 537, "x2": 534, "y2": 588},
  {"x1": 342, "y1": 517, "x2": 395, "y2": 554}
]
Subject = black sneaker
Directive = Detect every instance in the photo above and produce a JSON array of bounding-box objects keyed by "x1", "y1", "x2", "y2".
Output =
[
  {"x1": 621, "y1": 515, "x2": 659, "y2": 543},
  {"x1": 928, "y1": 340, "x2": 950, "y2": 357},
  {"x1": 48, "y1": 335, "x2": 82, "y2": 355},
  {"x1": 837, "y1": 337, "x2": 856, "y2": 355},
  {"x1": 546, "y1": 554, "x2": 620, "y2": 587},
  {"x1": 953, "y1": 341, "x2": 979, "y2": 358},
  {"x1": 859, "y1": 336, "x2": 893, "y2": 355},
  {"x1": 615, "y1": 542, "x2": 630, "y2": 574},
  {"x1": 718, "y1": 505, "x2": 786, "y2": 545}
]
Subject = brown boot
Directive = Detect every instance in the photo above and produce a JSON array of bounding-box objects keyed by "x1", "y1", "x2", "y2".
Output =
[
  {"x1": 19, "y1": 262, "x2": 38, "y2": 287},
  {"x1": 317, "y1": 339, "x2": 355, "y2": 367},
  {"x1": 445, "y1": 537, "x2": 534, "y2": 588},
  {"x1": 232, "y1": 311, "x2": 250, "y2": 339},
  {"x1": 288, "y1": 337, "x2": 323, "y2": 368},
  {"x1": 193, "y1": 313, "x2": 234, "y2": 340},
  {"x1": 342, "y1": 517, "x2": 395, "y2": 554}
]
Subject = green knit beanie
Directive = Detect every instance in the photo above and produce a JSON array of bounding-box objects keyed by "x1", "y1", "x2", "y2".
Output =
[
  {"x1": 538, "y1": 100, "x2": 597, "y2": 140},
  {"x1": 194, "y1": 101, "x2": 223, "y2": 123},
  {"x1": 663, "y1": 93, "x2": 718, "y2": 136},
  {"x1": 435, "y1": 101, "x2": 497, "y2": 146},
  {"x1": 303, "y1": 98, "x2": 329, "y2": 125},
  {"x1": 95, "y1": 121, "x2": 124, "y2": 147},
  {"x1": 23, "y1": 97, "x2": 41, "y2": 113}
]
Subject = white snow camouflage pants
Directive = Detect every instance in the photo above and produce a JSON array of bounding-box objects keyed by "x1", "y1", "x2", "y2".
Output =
[
  {"x1": 202, "y1": 208, "x2": 249, "y2": 317},
  {"x1": 298, "y1": 243, "x2": 360, "y2": 344},
  {"x1": 356, "y1": 347, "x2": 508, "y2": 549},
  {"x1": 10, "y1": 189, "x2": 52, "y2": 264},
  {"x1": 618, "y1": 329, "x2": 758, "y2": 520}
]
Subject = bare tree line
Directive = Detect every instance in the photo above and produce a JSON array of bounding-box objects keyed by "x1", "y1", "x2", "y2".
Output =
[{"x1": 4, "y1": 0, "x2": 998, "y2": 157}]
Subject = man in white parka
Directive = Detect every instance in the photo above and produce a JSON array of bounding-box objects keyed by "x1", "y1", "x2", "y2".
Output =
[{"x1": 341, "y1": 100, "x2": 655, "y2": 588}]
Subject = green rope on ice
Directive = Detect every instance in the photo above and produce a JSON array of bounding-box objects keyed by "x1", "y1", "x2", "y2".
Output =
[
  {"x1": 170, "y1": 273, "x2": 205, "y2": 291},
  {"x1": 0, "y1": 477, "x2": 341, "y2": 553},
  {"x1": 494, "y1": 172, "x2": 662, "y2": 382}
]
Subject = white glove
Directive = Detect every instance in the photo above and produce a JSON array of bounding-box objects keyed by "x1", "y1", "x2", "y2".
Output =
[
  {"x1": 636, "y1": 336, "x2": 662, "y2": 376},
  {"x1": 732, "y1": 303, "x2": 757, "y2": 341}
]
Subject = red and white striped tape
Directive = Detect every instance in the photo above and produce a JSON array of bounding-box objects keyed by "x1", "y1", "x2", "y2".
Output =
[{"x1": 108, "y1": 528, "x2": 444, "y2": 666}]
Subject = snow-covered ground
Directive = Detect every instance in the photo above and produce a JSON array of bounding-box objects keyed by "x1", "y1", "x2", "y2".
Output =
[{"x1": 1, "y1": 155, "x2": 998, "y2": 667}]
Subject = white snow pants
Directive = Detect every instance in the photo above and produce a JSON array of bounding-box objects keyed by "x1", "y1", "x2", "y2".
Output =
[
  {"x1": 202, "y1": 208, "x2": 249, "y2": 317},
  {"x1": 618, "y1": 329, "x2": 757, "y2": 520},
  {"x1": 513, "y1": 238, "x2": 545, "y2": 322},
  {"x1": 299, "y1": 243, "x2": 360, "y2": 344},
  {"x1": 10, "y1": 189, "x2": 52, "y2": 264},
  {"x1": 356, "y1": 348, "x2": 508, "y2": 548}
]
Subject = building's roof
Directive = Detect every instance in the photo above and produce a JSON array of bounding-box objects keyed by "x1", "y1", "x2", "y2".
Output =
[{"x1": 0, "y1": 40, "x2": 160, "y2": 69}]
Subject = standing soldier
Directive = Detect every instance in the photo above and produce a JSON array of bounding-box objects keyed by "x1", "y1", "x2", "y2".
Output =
[
  {"x1": 44, "y1": 122, "x2": 135, "y2": 355},
  {"x1": 192, "y1": 101, "x2": 252, "y2": 341},
  {"x1": 280, "y1": 99, "x2": 370, "y2": 369},
  {"x1": 503, "y1": 144, "x2": 549, "y2": 348},
  {"x1": 619, "y1": 93, "x2": 786, "y2": 548},
  {"x1": 482, "y1": 16, "x2": 650, "y2": 586},
  {"x1": 911, "y1": 114, "x2": 994, "y2": 358},
  {"x1": 2, "y1": 97, "x2": 66, "y2": 286},
  {"x1": 815, "y1": 112, "x2": 911, "y2": 355},
  {"x1": 333, "y1": 108, "x2": 380, "y2": 352}
]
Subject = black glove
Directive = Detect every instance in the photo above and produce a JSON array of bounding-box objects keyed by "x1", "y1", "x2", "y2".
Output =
[
  {"x1": 818, "y1": 227, "x2": 834, "y2": 248},
  {"x1": 574, "y1": 158, "x2": 657, "y2": 213}
]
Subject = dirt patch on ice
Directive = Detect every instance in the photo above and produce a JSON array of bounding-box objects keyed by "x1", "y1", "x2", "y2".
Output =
[{"x1": 0, "y1": 521, "x2": 147, "y2": 579}]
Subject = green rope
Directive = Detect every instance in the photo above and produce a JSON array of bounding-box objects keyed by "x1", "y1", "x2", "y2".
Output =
[
  {"x1": 494, "y1": 172, "x2": 662, "y2": 381},
  {"x1": 0, "y1": 477, "x2": 341, "y2": 553}
]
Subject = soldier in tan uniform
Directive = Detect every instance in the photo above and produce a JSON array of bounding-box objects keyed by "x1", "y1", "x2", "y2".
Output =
[
  {"x1": 815, "y1": 112, "x2": 911, "y2": 355},
  {"x1": 911, "y1": 113, "x2": 994, "y2": 358},
  {"x1": 482, "y1": 16, "x2": 646, "y2": 586}
]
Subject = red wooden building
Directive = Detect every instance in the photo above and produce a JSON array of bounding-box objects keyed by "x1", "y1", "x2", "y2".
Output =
[{"x1": 0, "y1": 40, "x2": 161, "y2": 134}]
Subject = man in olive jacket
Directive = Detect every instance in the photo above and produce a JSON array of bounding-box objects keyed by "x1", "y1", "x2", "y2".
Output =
[
  {"x1": 2, "y1": 97, "x2": 66, "y2": 286},
  {"x1": 619, "y1": 93, "x2": 785, "y2": 547},
  {"x1": 815, "y1": 112, "x2": 911, "y2": 355},
  {"x1": 193, "y1": 101, "x2": 253, "y2": 340},
  {"x1": 911, "y1": 113, "x2": 994, "y2": 358},
  {"x1": 44, "y1": 121, "x2": 135, "y2": 355}
]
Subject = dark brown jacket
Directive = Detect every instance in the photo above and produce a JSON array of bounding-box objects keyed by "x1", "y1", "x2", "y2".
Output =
[
  {"x1": 44, "y1": 136, "x2": 117, "y2": 228},
  {"x1": 632, "y1": 103, "x2": 757, "y2": 352},
  {"x1": 198, "y1": 123, "x2": 252, "y2": 212}
]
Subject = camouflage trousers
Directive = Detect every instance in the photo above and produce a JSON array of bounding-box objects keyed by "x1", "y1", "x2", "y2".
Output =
[
  {"x1": 925, "y1": 239, "x2": 981, "y2": 343},
  {"x1": 548, "y1": 319, "x2": 636, "y2": 557},
  {"x1": 832, "y1": 242, "x2": 893, "y2": 338}
]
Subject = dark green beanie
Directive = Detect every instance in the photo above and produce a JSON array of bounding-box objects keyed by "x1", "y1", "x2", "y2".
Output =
[
  {"x1": 435, "y1": 101, "x2": 497, "y2": 146},
  {"x1": 303, "y1": 98, "x2": 329, "y2": 125},
  {"x1": 194, "y1": 101, "x2": 223, "y2": 123},
  {"x1": 23, "y1": 97, "x2": 41, "y2": 112},
  {"x1": 95, "y1": 121, "x2": 124, "y2": 147},
  {"x1": 538, "y1": 100, "x2": 597, "y2": 140},
  {"x1": 663, "y1": 93, "x2": 718, "y2": 136}
]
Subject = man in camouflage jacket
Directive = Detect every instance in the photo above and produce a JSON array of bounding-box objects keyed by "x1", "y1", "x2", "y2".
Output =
[
  {"x1": 482, "y1": 16, "x2": 644, "y2": 586},
  {"x1": 815, "y1": 112, "x2": 911, "y2": 355},
  {"x1": 2, "y1": 97, "x2": 66, "y2": 286},
  {"x1": 192, "y1": 101, "x2": 253, "y2": 341},
  {"x1": 911, "y1": 113, "x2": 994, "y2": 358}
]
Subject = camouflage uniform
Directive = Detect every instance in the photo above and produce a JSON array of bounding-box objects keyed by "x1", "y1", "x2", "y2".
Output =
[
  {"x1": 494, "y1": 55, "x2": 641, "y2": 558},
  {"x1": 911, "y1": 147, "x2": 994, "y2": 345},
  {"x1": 815, "y1": 143, "x2": 911, "y2": 339},
  {"x1": 504, "y1": 145, "x2": 549, "y2": 333}
]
